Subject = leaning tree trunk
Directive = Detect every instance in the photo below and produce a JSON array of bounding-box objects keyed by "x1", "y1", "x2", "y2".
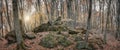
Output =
[{"x1": 12, "y1": 0, "x2": 26, "y2": 50}]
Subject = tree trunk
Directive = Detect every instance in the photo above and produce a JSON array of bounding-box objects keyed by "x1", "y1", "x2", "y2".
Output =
[
  {"x1": 85, "y1": 0, "x2": 92, "y2": 42},
  {"x1": 104, "y1": 0, "x2": 111, "y2": 44},
  {"x1": 12, "y1": 0, "x2": 26, "y2": 50},
  {"x1": 116, "y1": 0, "x2": 120, "y2": 41},
  {"x1": 5, "y1": 0, "x2": 11, "y2": 30},
  {"x1": 1, "y1": 0, "x2": 4, "y2": 38}
]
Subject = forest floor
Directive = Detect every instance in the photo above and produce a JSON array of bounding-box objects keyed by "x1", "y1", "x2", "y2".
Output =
[
  {"x1": 103, "y1": 33, "x2": 120, "y2": 50},
  {"x1": 0, "y1": 31, "x2": 120, "y2": 50}
]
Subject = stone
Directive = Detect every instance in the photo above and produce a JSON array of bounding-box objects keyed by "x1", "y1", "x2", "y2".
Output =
[
  {"x1": 39, "y1": 34, "x2": 57, "y2": 48},
  {"x1": 5, "y1": 30, "x2": 16, "y2": 46},
  {"x1": 24, "y1": 32, "x2": 36, "y2": 39},
  {"x1": 68, "y1": 29, "x2": 79, "y2": 34},
  {"x1": 76, "y1": 41, "x2": 88, "y2": 49}
]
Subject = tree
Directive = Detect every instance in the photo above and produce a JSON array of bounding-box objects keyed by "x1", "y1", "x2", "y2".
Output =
[
  {"x1": 85, "y1": 0, "x2": 92, "y2": 42},
  {"x1": 0, "y1": 0, "x2": 4, "y2": 38},
  {"x1": 116, "y1": 0, "x2": 120, "y2": 41},
  {"x1": 0, "y1": 0, "x2": 3, "y2": 38},
  {"x1": 104, "y1": 0, "x2": 111, "y2": 44},
  {"x1": 12, "y1": 0, "x2": 26, "y2": 50},
  {"x1": 5, "y1": 0, "x2": 11, "y2": 30}
]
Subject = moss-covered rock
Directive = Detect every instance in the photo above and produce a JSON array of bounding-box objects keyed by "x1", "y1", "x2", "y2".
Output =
[
  {"x1": 75, "y1": 37, "x2": 104, "y2": 50},
  {"x1": 33, "y1": 23, "x2": 68, "y2": 33},
  {"x1": 39, "y1": 34, "x2": 57, "y2": 48},
  {"x1": 57, "y1": 35, "x2": 72, "y2": 47},
  {"x1": 39, "y1": 32, "x2": 72, "y2": 48},
  {"x1": 33, "y1": 23, "x2": 50, "y2": 33},
  {"x1": 74, "y1": 36, "x2": 83, "y2": 41},
  {"x1": 76, "y1": 41, "x2": 88, "y2": 50},
  {"x1": 33, "y1": 16, "x2": 69, "y2": 33},
  {"x1": 5, "y1": 30, "x2": 16, "y2": 45},
  {"x1": 48, "y1": 25, "x2": 68, "y2": 31},
  {"x1": 69, "y1": 34, "x2": 84, "y2": 42},
  {"x1": 68, "y1": 29, "x2": 79, "y2": 34},
  {"x1": 88, "y1": 38, "x2": 104, "y2": 49},
  {"x1": 24, "y1": 32, "x2": 36, "y2": 39}
]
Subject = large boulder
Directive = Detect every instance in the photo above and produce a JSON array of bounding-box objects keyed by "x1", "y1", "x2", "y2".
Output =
[
  {"x1": 33, "y1": 23, "x2": 50, "y2": 33},
  {"x1": 57, "y1": 35, "x2": 72, "y2": 47},
  {"x1": 5, "y1": 30, "x2": 36, "y2": 46},
  {"x1": 33, "y1": 24, "x2": 68, "y2": 33},
  {"x1": 74, "y1": 36, "x2": 84, "y2": 41},
  {"x1": 33, "y1": 17, "x2": 68, "y2": 33},
  {"x1": 39, "y1": 32, "x2": 72, "y2": 48},
  {"x1": 39, "y1": 34, "x2": 58, "y2": 48}
]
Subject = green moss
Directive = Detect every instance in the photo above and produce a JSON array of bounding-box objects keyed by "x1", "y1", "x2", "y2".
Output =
[
  {"x1": 76, "y1": 41, "x2": 88, "y2": 50},
  {"x1": 33, "y1": 23, "x2": 50, "y2": 33},
  {"x1": 39, "y1": 33, "x2": 72, "y2": 48},
  {"x1": 57, "y1": 35, "x2": 72, "y2": 47},
  {"x1": 39, "y1": 34, "x2": 57, "y2": 48},
  {"x1": 74, "y1": 36, "x2": 83, "y2": 41}
]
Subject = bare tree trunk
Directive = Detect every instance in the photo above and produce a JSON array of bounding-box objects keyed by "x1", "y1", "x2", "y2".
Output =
[
  {"x1": 1, "y1": 0, "x2": 4, "y2": 38},
  {"x1": 5, "y1": 0, "x2": 11, "y2": 30},
  {"x1": 0, "y1": 9, "x2": 3, "y2": 39},
  {"x1": 85, "y1": 0, "x2": 92, "y2": 42},
  {"x1": 44, "y1": 0, "x2": 52, "y2": 25},
  {"x1": 104, "y1": 0, "x2": 111, "y2": 44},
  {"x1": 12, "y1": 0, "x2": 26, "y2": 50},
  {"x1": 102, "y1": 0, "x2": 105, "y2": 33},
  {"x1": 66, "y1": 0, "x2": 72, "y2": 27},
  {"x1": 116, "y1": 0, "x2": 120, "y2": 41}
]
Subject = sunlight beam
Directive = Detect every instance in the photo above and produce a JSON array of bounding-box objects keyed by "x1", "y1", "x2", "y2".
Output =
[{"x1": 24, "y1": 16, "x2": 30, "y2": 22}]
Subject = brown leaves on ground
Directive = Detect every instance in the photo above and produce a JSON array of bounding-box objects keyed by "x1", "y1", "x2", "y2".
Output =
[{"x1": 0, "y1": 30, "x2": 120, "y2": 50}]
